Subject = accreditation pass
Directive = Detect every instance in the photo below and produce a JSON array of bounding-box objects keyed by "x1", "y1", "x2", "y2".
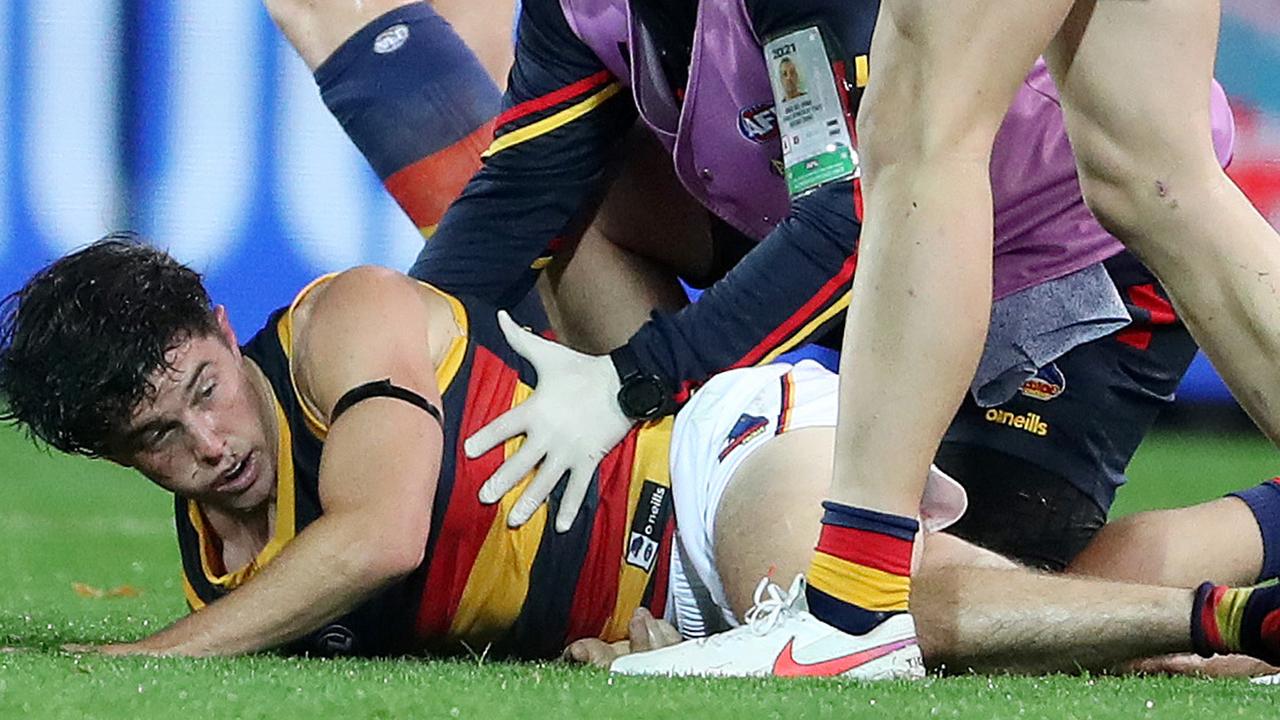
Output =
[{"x1": 765, "y1": 27, "x2": 858, "y2": 198}]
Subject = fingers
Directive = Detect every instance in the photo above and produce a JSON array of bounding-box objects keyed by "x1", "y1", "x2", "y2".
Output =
[
  {"x1": 509, "y1": 457, "x2": 568, "y2": 527},
  {"x1": 495, "y1": 310, "x2": 556, "y2": 368},
  {"x1": 478, "y1": 441, "x2": 542, "y2": 505},
  {"x1": 554, "y1": 463, "x2": 595, "y2": 533},
  {"x1": 628, "y1": 608, "x2": 682, "y2": 652},
  {"x1": 465, "y1": 403, "x2": 530, "y2": 461},
  {"x1": 628, "y1": 610, "x2": 654, "y2": 651},
  {"x1": 563, "y1": 638, "x2": 599, "y2": 664},
  {"x1": 652, "y1": 616, "x2": 682, "y2": 648},
  {"x1": 563, "y1": 638, "x2": 627, "y2": 668}
]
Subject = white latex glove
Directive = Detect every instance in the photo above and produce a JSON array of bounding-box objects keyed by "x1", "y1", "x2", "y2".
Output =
[{"x1": 467, "y1": 311, "x2": 635, "y2": 532}]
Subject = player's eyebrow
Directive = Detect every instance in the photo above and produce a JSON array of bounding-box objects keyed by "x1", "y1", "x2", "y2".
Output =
[
  {"x1": 185, "y1": 361, "x2": 212, "y2": 395},
  {"x1": 125, "y1": 418, "x2": 174, "y2": 444},
  {"x1": 121, "y1": 361, "x2": 213, "y2": 445}
]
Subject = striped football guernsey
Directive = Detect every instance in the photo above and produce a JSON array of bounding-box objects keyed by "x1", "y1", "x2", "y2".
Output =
[{"x1": 176, "y1": 277, "x2": 675, "y2": 659}]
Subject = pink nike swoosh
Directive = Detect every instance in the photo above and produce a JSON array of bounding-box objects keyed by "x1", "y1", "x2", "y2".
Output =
[{"x1": 772, "y1": 636, "x2": 917, "y2": 677}]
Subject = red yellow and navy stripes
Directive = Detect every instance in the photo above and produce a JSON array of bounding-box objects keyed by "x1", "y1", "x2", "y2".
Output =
[
  {"x1": 383, "y1": 121, "x2": 495, "y2": 239},
  {"x1": 485, "y1": 70, "x2": 623, "y2": 159},
  {"x1": 412, "y1": 307, "x2": 673, "y2": 658},
  {"x1": 775, "y1": 372, "x2": 796, "y2": 435},
  {"x1": 177, "y1": 281, "x2": 672, "y2": 659},
  {"x1": 805, "y1": 502, "x2": 919, "y2": 635},
  {"x1": 1192, "y1": 580, "x2": 1280, "y2": 665}
]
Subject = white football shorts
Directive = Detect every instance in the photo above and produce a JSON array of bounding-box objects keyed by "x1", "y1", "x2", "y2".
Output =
[{"x1": 665, "y1": 360, "x2": 968, "y2": 638}]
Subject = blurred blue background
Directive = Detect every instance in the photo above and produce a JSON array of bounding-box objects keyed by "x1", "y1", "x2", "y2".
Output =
[{"x1": 0, "y1": 0, "x2": 1277, "y2": 407}]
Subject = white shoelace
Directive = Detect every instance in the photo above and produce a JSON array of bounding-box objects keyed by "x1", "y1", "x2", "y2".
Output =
[
  {"x1": 742, "y1": 576, "x2": 801, "y2": 637},
  {"x1": 686, "y1": 575, "x2": 803, "y2": 648}
]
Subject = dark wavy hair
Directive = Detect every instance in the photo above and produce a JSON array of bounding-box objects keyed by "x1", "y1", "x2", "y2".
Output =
[{"x1": 0, "y1": 234, "x2": 218, "y2": 457}]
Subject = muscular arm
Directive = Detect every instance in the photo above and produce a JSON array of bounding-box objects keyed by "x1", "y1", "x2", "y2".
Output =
[
  {"x1": 408, "y1": 0, "x2": 636, "y2": 309},
  {"x1": 620, "y1": 0, "x2": 877, "y2": 401},
  {"x1": 116, "y1": 268, "x2": 443, "y2": 656}
]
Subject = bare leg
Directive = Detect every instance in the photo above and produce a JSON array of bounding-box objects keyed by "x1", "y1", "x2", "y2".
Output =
[
  {"x1": 1044, "y1": 0, "x2": 1280, "y2": 443},
  {"x1": 539, "y1": 227, "x2": 688, "y2": 353},
  {"x1": 266, "y1": 0, "x2": 422, "y2": 71},
  {"x1": 1067, "y1": 498, "x2": 1263, "y2": 587},
  {"x1": 431, "y1": 0, "x2": 516, "y2": 86},
  {"x1": 914, "y1": 564, "x2": 1191, "y2": 674},
  {"x1": 834, "y1": 0, "x2": 1072, "y2": 517},
  {"x1": 266, "y1": 0, "x2": 514, "y2": 85},
  {"x1": 715, "y1": 427, "x2": 1204, "y2": 674}
]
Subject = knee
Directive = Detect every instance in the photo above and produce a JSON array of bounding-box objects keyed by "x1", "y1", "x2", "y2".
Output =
[
  {"x1": 1065, "y1": 510, "x2": 1177, "y2": 582},
  {"x1": 1072, "y1": 144, "x2": 1158, "y2": 242}
]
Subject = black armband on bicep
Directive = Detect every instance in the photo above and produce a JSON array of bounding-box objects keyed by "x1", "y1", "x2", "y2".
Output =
[{"x1": 331, "y1": 379, "x2": 443, "y2": 427}]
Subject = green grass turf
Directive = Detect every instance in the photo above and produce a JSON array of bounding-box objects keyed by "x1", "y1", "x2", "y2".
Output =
[{"x1": 1, "y1": 422, "x2": 1279, "y2": 718}]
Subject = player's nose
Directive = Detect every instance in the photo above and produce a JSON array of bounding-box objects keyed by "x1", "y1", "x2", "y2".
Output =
[{"x1": 188, "y1": 417, "x2": 228, "y2": 465}]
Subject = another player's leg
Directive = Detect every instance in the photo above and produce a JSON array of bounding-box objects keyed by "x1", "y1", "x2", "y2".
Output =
[
  {"x1": 1043, "y1": 0, "x2": 1280, "y2": 443},
  {"x1": 1192, "y1": 580, "x2": 1280, "y2": 667},
  {"x1": 1068, "y1": 476, "x2": 1280, "y2": 593},
  {"x1": 705, "y1": 426, "x2": 1206, "y2": 675},
  {"x1": 1068, "y1": 496, "x2": 1268, "y2": 588},
  {"x1": 939, "y1": 251, "x2": 1200, "y2": 571},
  {"x1": 816, "y1": 0, "x2": 1071, "y2": 672},
  {"x1": 612, "y1": 412, "x2": 1277, "y2": 674},
  {"x1": 428, "y1": 0, "x2": 517, "y2": 85},
  {"x1": 267, "y1": 0, "x2": 502, "y2": 235}
]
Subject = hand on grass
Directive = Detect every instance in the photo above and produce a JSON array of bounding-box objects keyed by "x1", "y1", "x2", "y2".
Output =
[{"x1": 562, "y1": 608, "x2": 683, "y2": 668}]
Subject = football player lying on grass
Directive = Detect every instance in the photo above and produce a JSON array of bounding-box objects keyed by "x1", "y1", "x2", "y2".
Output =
[{"x1": 1, "y1": 237, "x2": 1278, "y2": 677}]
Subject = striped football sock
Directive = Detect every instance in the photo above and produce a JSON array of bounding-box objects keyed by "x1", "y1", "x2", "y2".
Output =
[
  {"x1": 805, "y1": 501, "x2": 918, "y2": 635},
  {"x1": 1191, "y1": 581, "x2": 1280, "y2": 665}
]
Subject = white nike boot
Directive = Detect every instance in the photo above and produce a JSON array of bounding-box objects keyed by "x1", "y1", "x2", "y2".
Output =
[{"x1": 610, "y1": 574, "x2": 925, "y2": 679}]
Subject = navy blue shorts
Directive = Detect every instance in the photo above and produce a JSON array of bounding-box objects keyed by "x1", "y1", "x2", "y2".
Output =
[{"x1": 937, "y1": 251, "x2": 1199, "y2": 569}]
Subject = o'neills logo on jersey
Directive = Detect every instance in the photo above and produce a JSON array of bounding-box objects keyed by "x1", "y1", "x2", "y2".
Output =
[
  {"x1": 1020, "y1": 363, "x2": 1066, "y2": 401},
  {"x1": 739, "y1": 103, "x2": 780, "y2": 143},
  {"x1": 984, "y1": 408, "x2": 1049, "y2": 436},
  {"x1": 625, "y1": 481, "x2": 672, "y2": 573}
]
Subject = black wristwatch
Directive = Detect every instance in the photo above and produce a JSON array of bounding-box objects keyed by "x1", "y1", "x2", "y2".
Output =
[{"x1": 609, "y1": 345, "x2": 677, "y2": 421}]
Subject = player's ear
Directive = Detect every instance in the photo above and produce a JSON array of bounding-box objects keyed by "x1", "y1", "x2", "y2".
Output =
[{"x1": 213, "y1": 305, "x2": 239, "y2": 351}]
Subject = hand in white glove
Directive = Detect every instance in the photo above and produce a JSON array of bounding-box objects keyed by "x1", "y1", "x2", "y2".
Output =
[{"x1": 466, "y1": 311, "x2": 635, "y2": 532}]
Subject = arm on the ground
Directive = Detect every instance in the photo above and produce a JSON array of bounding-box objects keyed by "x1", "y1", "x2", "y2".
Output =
[{"x1": 97, "y1": 268, "x2": 443, "y2": 657}]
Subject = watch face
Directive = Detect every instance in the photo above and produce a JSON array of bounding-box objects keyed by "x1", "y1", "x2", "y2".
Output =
[{"x1": 621, "y1": 377, "x2": 666, "y2": 419}]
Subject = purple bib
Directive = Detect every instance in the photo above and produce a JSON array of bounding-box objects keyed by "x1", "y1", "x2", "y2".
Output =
[{"x1": 560, "y1": 0, "x2": 1237, "y2": 299}]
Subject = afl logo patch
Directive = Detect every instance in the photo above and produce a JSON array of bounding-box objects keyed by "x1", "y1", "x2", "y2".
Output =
[
  {"x1": 373, "y1": 24, "x2": 410, "y2": 54},
  {"x1": 1020, "y1": 363, "x2": 1066, "y2": 401},
  {"x1": 738, "y1": 103, "x2": 779, "y2": 143}
]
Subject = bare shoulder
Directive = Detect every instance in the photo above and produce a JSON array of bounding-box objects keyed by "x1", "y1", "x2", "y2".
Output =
[
  {"x1": 297, "y1": 265, "x2": 425, "y2": 322},
  {"x1": 290, "y1": 266, "x2": 452, "y2": 420}
]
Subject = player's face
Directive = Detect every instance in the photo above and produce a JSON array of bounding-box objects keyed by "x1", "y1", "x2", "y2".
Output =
[
  {"x1": 780, "y1": 60, "x2": 801, "y2": 99},
  {"x1": 112, "y1": 308, "x2": 275, "y2": 514}
]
